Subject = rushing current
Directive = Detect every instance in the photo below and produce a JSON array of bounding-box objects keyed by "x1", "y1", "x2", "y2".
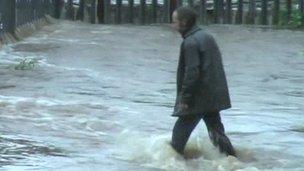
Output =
[{"x1": 0, "y1": 21, "x2": 304, "y2": 170}]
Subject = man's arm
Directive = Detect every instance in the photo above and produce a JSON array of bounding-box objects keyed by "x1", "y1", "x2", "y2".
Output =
[{"x1": 180, "y1": 38, "x2": 201, "y2": 106}]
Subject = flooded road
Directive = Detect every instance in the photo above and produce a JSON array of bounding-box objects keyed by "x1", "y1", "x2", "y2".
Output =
[{"x1": 0, "y1": 21, "x2": 304, "y2": 170}]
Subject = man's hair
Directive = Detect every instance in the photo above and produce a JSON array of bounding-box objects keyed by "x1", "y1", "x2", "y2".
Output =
[{"x1": 175, "y1": 6, "x2": 197, "y2": 30}]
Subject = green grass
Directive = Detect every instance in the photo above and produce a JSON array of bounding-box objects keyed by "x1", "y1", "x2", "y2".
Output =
[{"x1": 14, "y1": 58, "x2": 38, "y2": 70}]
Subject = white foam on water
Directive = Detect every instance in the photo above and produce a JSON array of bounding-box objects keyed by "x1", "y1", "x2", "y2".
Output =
[
  {"x1": 115, "y1": 129, "x2": 261, "y2": 171},
  {"x1": 0, "y1": 46, "x2": 23, "y2": 63},
  {"x1": 48, "y1": 38, "x2": 81, "y2": 43},
  {"x1": 37, "y1": 60, "x2": 102, "y2": 78},
  {"x1": 0, "y1": 95, "x2": 103, "y2": 108},
  {"x1": 0, "y1": 43, "x2": 49, "y2": 68},
  {"x1": 90, "y1": 30, "x2": 112, "y2": 34},
  {"x1": 0, "y1": 95, "x2": 58, "y2": 107}
]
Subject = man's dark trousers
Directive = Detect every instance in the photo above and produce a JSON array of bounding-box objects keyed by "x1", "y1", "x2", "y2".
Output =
[{"x1": 171, "y1": 112, "x2": 236, "y2": 156}]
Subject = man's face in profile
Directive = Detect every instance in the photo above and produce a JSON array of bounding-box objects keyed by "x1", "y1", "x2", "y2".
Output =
[{"x1": 171, "y1": 11, "x2": 182, "y2": 34}]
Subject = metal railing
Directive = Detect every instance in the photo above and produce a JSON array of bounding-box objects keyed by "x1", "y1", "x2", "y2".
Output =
[
  {"x1": 0, "y1": 0, "x2": 55, "y2": 38},
  {"x1": 65, "y1": 0, "x2": 304, "y2": 26}
]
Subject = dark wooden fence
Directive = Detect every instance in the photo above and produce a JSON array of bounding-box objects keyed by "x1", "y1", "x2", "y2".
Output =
[
  {"x1": 66, "y1": 0, "x2": 304, "y2": 26},
  {"x1": 0, "y1": 0, "x2": 55, "y2": 38},
  {"x1": 1, "y1": 0, "x2": 303, "y2": 37}
]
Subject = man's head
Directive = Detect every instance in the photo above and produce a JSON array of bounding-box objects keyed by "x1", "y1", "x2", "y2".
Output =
[{"x1": 172, "y1": 7, "x2": 197, "y2": 35}]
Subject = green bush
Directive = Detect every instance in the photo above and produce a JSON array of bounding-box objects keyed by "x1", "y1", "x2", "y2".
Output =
[
  {"x1": 279, "y1": 10, "x2": 304, "y2": 29},
  {"x1": 14, "y1": 58, "x2": 38, "y2": 70}
]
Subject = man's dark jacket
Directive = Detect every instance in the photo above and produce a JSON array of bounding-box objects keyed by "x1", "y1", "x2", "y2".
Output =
[{"x1": 173, "y1": 26, "x2": 231, "y2": 117}]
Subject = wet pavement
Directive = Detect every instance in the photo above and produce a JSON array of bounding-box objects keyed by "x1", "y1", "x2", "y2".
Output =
[{"x1": 0, "y1": 21, "x2": 304, "y2": 170}]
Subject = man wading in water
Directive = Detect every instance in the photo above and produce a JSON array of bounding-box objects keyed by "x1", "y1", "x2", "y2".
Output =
[{"x1": 170, "y1": 7, "x2": 236, "y2": 157}]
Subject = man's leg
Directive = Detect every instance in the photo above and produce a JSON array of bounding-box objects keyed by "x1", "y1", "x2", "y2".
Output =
[
  {"x1": 171, "y1": 115, "x2": 201, "y2": 154},
  {"x1": 202, "y1": 112, "x2": 236, "y2": 157}
]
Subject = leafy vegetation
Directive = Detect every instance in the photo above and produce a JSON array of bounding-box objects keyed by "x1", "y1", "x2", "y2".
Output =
[
  {"x1": 14, "y1": 58, "x2": 38, "y2": 70},
  {"x1": 279, "y1": 10, "x2": 304, "y2": 29}
]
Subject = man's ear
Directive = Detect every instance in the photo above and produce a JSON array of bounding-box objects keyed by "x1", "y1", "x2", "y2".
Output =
[
  {"x1": 179, "y1": 20, "x2": 187, "y2": 31},
  {"x1": 180, "y1": 20, "x2": 186, "y2": 27}
]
